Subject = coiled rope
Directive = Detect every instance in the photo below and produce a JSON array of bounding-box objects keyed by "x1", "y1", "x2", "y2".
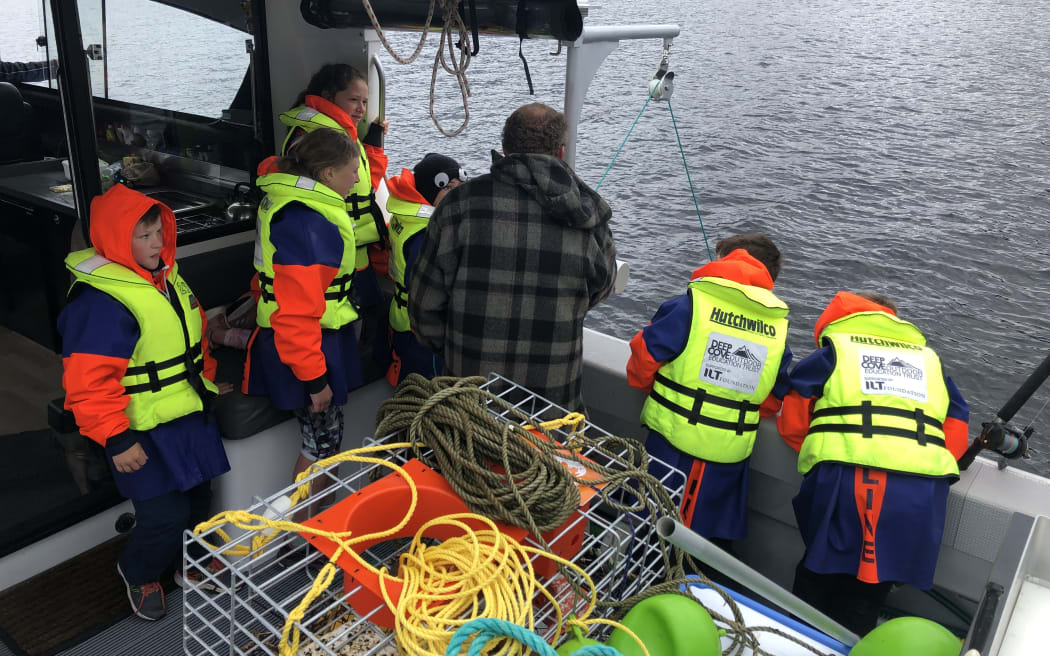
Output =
[
  {"x1": 446, "y1": 617, "x2": 625, "y2": 656},
  {"x1": 360, "y1": 0, "x2": 473, "y2": 136},
  {"x1": 194, "y1": 441, "x2": 649, "y2": 656},
  {"x1": 374, "y1": 375, "x2": 839, "y2": 656}
]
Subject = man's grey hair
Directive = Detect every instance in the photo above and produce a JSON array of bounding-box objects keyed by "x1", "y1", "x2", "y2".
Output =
[{"x1": 501, "y1": 103, "x2": 568, "y2": 157}]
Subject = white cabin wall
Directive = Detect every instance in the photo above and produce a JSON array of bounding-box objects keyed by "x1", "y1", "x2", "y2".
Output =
[{"x1": 262, "y1": 3, "x2": 376, "y2": 148}]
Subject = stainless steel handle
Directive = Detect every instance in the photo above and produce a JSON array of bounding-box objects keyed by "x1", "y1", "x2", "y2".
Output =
[{"x1": 369, "y1": 53, "x2": 386, "y2": 146}]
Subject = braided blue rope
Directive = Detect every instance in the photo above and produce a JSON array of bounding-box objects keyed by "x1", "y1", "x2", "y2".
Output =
[
  {"x1": 666, "y1": 99, "x2": 713, "y2": 261},
  {"x1": 444, "y1": 618, "x2": 625, "y2": 656},
  {"x1": 595, "y1": 84, "x2": 658, "y2": 191}
]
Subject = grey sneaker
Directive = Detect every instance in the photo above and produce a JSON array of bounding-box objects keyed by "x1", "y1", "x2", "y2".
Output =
[
  {"x1": 175, "y1": 557, "x2": 235, "y2": 594},
  {"x1": 116, "y1": 563, "x2": 166, "y2": 621}
]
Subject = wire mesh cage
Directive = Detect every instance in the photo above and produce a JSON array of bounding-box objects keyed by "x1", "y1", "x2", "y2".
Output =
[{"x1": 183, "y1": 374, "x2": 687, "y2": 656}]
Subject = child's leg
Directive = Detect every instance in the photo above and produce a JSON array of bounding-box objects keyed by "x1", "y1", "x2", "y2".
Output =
[
  {"x1": 120, "y1": 490, "x2": 191, "y2": 584},
  {"x1": 183, "y1": 481, "x2": 214, "y2": 568},
  {"x1": 291, "y1": 405, "x2": 345, "y2": 519}
]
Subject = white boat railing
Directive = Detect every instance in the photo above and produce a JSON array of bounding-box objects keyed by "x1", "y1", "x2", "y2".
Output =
[{"x1": 563, "y1": 23, "x2": 681, "y2": 169}]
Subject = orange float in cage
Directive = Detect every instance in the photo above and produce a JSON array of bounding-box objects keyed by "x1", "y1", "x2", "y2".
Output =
[{"x1": 300, "y1": 459, "x2": 592, "y2": 629}]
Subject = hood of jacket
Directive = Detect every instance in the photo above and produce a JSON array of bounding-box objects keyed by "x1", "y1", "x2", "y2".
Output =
[
  {"x1": 491, "y1": 153, "x2": 611, "y2": 230},
  {"x1": 690, "y1": 249, "x2": 774, "y2": 290},
  {"x1": 386, "y1": 169, "x2": 431, "y2": 206},
  {"x1": 813, "y1": 291, "x2": 898, "y2": 345},
  {"x1": 305, "y1": 94, "x2": 359, "y2": 141},
  {"x1": 89, "y1": 183, "x2": 177, "y2": 290}
]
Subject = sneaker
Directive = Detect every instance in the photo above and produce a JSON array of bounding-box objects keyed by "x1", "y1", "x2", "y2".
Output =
[
  {"x1": 116, "y1": 563, "x2": 166, "y2": 621},
  {"x1": 175, "y1": 557, "x2": 236, "y2": 594}
]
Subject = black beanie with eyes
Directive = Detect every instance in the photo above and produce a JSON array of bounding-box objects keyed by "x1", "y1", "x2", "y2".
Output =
[{"x1": 412, "y1": 153, "x2": 467, "y2": 205}]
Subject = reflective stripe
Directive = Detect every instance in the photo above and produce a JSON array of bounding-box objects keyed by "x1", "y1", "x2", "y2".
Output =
[
  {"x1": 74, "y1": 254, "x2": 113, "y2": 274},
  {"x1": 295, "y1": 107, "x2": 319, "y2": 121},
  {"x1": 295, "y1": 176, "x2": 317, "y2": 190}
]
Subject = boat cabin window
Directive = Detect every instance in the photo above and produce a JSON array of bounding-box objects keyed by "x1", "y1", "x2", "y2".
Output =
[{"x1": 0, "y1": 0, "x2": 262, "y2": 557}]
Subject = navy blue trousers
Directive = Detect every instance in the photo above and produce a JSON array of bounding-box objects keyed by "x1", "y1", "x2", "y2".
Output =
[{"x1": 118, "y1": 481, "x2": 212, "y2": 584}]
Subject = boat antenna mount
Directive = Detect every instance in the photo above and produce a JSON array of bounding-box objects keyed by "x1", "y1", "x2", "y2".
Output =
[{"x1": 959, "y1": 351, "x2": 1050, "y2": 470}]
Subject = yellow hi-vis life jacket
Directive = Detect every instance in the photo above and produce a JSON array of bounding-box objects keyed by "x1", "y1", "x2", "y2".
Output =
[
  {"x1": 386, "y1": 194, "x2": 433, "y2": 332},
  {"x1": 254, "y1": 172, "x2": 358, "y2": 329},
  {"x1": 797, "y1": 311, "x2": 958, "y2": 479},
  {"x1": 65, "y1": 248, "x2": 217, "y2": 432},
  {"x1": 640, "y1": 277, "x2": 789, "y2": 463},
  {"x1": 279, "y1": 105, "x2": 384, "y2": 271}
]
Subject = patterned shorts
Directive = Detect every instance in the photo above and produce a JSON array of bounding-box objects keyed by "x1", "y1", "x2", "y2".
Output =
[{"x1": 294, "y1": 405, "x2": 344, "y2": 460}]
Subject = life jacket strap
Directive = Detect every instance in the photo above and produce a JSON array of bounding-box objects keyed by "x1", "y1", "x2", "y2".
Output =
[
  {"x1": 323, "y1": 272, "x2": 356, "y2": 302},
  {"x1": 808, "y1": 402, "x2": 944, "y2": 448},
  {"x1": 258, "y1": 272, "x2": 276, "y2": 303},
  {"x1": 123, "y1": 343, "x2": 204, "y2": 395},
  {"x1": 650, "y1": 373, "x2": 761, "y2": 435},
  {"x1": 393, "y1": 281, "x2": 409, "y2": 308}
]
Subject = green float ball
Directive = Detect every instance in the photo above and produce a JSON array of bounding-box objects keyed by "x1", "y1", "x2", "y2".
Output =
[
  {"x1": 849, "y1": 617, "x2": 961, "y2": 656},
  {"x1": 555, "y1": 624, "x2": 603, "y2": 656},
  {"x1": 606, "y1": 594, "x2": 721, "y2": 656}
]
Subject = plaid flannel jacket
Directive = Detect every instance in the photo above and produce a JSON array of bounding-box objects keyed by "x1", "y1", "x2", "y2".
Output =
[{"x1": 408, "y1": 153, "x2": 617, "y2": 410}]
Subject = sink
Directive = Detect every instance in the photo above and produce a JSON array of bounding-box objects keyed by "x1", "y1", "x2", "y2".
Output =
[{"x1": 141, "y1": 189, "x2": 212, "y2": 215}]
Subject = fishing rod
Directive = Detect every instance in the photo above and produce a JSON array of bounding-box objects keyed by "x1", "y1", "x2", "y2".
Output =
[{"x1": 959, "y1": 351, "x2": 1050, "y2": 470}]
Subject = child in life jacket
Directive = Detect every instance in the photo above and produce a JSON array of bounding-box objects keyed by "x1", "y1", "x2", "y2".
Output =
[
  {"x1": 244, "y1": 128, "x2": 363, "y2": 501},
  {"x1": 778, "y1": 291, "x2": 969, "y2": 635},
  {"x1": 383, "y1": 153, "x2": 467, "y2": 384},
  {"x1": 280, "y1": 63, "x2": 390, "y2": 379},
  {"x1": 59, "y1": 184, "x2": 231, "y2": 621},
  {"x1": 626, "y1": 234, "x2": 793, "y2": 549}
]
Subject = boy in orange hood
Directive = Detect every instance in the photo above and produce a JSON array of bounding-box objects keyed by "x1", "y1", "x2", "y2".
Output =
[
  {"x1": 58, "y1": 184, "x2": 230, "y2": 621},
  {"x1": 627, "y1": 234, "x2": 792, "y2": 549}
]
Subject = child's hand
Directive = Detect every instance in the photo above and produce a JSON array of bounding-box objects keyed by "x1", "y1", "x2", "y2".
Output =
[
  {"x1": 373, "y1": 118, "x2": 390, "y2": 135},
  {"x1": 309, "y1": 384, "x2": 333, "y2": 413},
  {"x1": 112, "y1": 443, "x2": 148, "y2": 473}
]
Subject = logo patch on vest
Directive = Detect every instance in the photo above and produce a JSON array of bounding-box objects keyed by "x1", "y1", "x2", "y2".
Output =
[
  {"x1": 709, "y1": 307, "x2": 777, "y2": 336},
  {"x1": 699, "y1": 331, "x2": 768, "y2": 394},
  {"x1": 858, "y1": 348, "x2": 927, "y2": 402}
]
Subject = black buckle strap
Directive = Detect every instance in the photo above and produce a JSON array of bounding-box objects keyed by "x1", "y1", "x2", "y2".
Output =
[
  {"x1": 648, "y1": 391, "x2": 760, "y2": 435},
  {"x1": 809, "y1": 402, "x2": 944, "y2": 448},
  {"x1": 123, "y1": 357, "x2": 204, "y2": 395},
  {"x1": 650, "y1": 373, "x2": 761, "y2": 436},
  {"x1": 258, "y1": 272, "x2": 275, "y2": 303},
  {"x1": 812, "y1": 403, "x2": 942, "y2": 431},
  {"x1": 346, "y1": 191, "x2": 389, "y2": 244},
  {"x1": 323, "y1": 272, "x2": 355, "y2": 301},
  {"x1": 806, "y1": 423, "x2": 946, "y2": 449},
  {"x1": 654, "y1": 373, "x2": 761, "y2": 413},
  {"x1": 124, "y1": 343, "x2": 202, "y2": 379},
  {"x1": 393, "y1": 281, "x2": 409, "y2": 309},
  {"x1": 687, "y1": 388, "x2": 706, "y2": 426}
]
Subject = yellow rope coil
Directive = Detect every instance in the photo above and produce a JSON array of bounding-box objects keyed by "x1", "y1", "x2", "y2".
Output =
[{"x1": 193, "y1": 442, "x2": 649, "y2": 656}]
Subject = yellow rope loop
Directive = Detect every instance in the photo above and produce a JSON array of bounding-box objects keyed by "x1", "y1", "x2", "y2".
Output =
[
  {"x1": 191, "y1": 444, "x2": 423, "y2": 656},
  {"x1": 566, "y1": 617, "x2": 652, "y2": 656},
  {"x1": 522, "y1": 411, "x2": 587, "y2": 435}
]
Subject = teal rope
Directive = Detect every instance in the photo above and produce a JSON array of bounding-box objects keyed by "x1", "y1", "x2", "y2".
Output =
[
  {"x1": 444, "y1": 618, "x2": 625, "y2": 656},
  {"x1": 667, "y1": 99, "x2": 713, "y2": 262},
  {"x1": 594, "y1": 84, "x2": 657, "y2": 191}
]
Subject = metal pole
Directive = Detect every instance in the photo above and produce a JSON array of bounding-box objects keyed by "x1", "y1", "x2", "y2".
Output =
[
  {"x1": 51, "y1": 0, "x2": 102, "y2": 236},
  {"x1": 656, "y1": 517, "x2": 861, "y2": 648}
]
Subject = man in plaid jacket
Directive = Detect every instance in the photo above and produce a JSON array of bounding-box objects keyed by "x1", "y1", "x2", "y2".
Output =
[{"x1": 408, "y1": 103, "x2": 617, "y2": 410}]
